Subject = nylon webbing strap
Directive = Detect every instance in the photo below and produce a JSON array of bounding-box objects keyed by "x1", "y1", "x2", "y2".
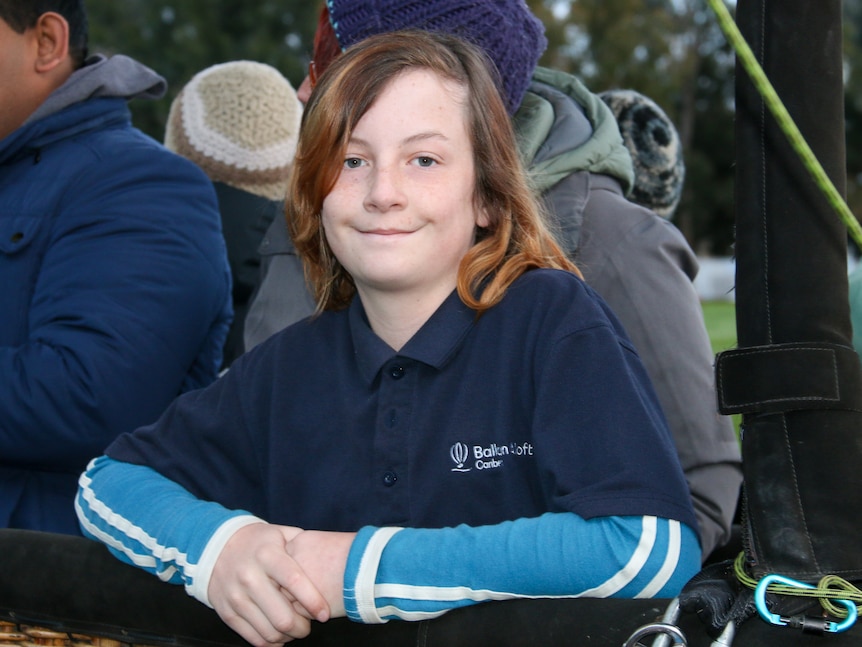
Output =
[{"x1": 716, "y1": 342, "x2": 862, "y2": 414}]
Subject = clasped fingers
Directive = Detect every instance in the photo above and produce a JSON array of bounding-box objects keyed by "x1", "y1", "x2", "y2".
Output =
[{"x1": 209, "y1": 523, "x2": 330, "y2": 646}]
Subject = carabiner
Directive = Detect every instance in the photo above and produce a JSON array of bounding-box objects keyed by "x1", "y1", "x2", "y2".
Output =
[
  {"x1": 650, "y1": 598, "x2": 682, "y2": 647},
  {"x1": 754, "y1": 574, "x2": 857, "y2": 633},
  {"x1": 622, "y1": 622, "x2": 687, "y2": 647}
]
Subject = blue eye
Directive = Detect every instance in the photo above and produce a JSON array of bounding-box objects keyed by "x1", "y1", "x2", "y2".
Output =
[
  {"x1": 344, "y1": 157, "x2": 364, "y2": 169},
  {"x1": 415, "y1": 156, "x2": 436, "y2": 167}
]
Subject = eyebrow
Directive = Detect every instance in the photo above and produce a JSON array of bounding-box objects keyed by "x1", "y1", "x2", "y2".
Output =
[{"x1": 348, "y1": 131, "x2": 450, "y2": 148}]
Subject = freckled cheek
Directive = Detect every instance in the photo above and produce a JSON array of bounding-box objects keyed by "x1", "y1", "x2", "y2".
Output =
[
  {"x1": 321, "y1": 189, "x2": 349, "y2": 224},
  {"x1": 320, "y1": 196, "x2": 357, "y2": 262},
  {"x1": 320, "y1": 215, "x2": 347, "y2": 265},
  {"x1": 320, "y1": 197, "x2": 338, "y2": 238},
  {"x1": 323, "y1": 179, "x2": 365, "y2": 213},
  {"x1": 320, "y1": 207, "x2": 342, "y2": 247}
]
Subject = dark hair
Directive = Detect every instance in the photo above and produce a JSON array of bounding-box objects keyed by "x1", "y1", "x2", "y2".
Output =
[
  {"x1": 0, "y1": 0, "x2": 88, "y2": 68},
  {"x1": 288, "y1": 29, "x2": 578, "y2": 313}
]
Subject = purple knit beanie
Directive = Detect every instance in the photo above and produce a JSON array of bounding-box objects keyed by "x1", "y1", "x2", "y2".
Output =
[{"x1": 325, "y1": 0, "x2": 547, "y2": 114}]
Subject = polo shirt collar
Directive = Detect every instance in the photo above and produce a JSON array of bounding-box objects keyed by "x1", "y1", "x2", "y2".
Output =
[{"x1": 349, "y1": 290, "x2": 477, "y2": 384}]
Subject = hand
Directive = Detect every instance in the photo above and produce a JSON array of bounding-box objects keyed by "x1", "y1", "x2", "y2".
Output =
[
  {"x1": 284, "y1": 529, "x2": 356, "y2": 618},
  {"x1": 208, "y1": 523, "x2": 330, "y2": 646}
]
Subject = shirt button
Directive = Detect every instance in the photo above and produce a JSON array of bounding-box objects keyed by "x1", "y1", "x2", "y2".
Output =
[
  {"x1": 382, "y1": 471, "x2": 398, "y2": 487},
  {"x1": 389, "y1": 365, "x2": 405, "y2": 379}
]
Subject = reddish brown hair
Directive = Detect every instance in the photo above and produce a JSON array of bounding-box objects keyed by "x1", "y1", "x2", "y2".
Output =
[
  {"x1": 309, "y1": 6, "x2": 341, "y2": 86},
  {"x1": 287, "y1": 30, "x2": 579, "y2": 313}
]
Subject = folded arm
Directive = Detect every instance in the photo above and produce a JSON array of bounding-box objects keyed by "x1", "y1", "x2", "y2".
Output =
[
  {"x1": 77, "y1": 456, "x2": 329, "y2": 646},
  {"x1": 345, "y1": 513, "x2": 699, "y2": 622},
  {"x1": 77, "y1": 456, "x2": 699, "y2": 629}
]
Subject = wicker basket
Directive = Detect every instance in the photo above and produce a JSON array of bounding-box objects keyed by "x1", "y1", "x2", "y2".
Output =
[{"x1": 0, "y1": 621, "x2": 158, "y2": 647}]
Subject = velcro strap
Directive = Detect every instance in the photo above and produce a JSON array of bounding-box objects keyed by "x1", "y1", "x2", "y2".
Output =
[{"x1": 715, "y1": 342, "x2": 862, "y2": 414}]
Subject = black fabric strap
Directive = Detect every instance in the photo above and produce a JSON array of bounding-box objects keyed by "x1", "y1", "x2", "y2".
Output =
[{"x1": 716, "y1": 342, "x2": 862, "y2": 415}]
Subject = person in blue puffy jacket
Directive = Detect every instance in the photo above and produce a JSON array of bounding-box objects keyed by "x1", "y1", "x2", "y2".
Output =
[{"x1": 0, "y1": 0, "x2": 232, "y2": 535}]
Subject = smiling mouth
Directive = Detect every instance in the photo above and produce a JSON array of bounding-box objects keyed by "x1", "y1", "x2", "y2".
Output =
[{"x1": 361, "y1": 229, "x2": 414, "y2": 236}]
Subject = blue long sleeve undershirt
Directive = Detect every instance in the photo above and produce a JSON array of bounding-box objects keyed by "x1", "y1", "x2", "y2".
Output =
[{"x1": 76, "y1": 456, "x2": 700, "y2": 622}]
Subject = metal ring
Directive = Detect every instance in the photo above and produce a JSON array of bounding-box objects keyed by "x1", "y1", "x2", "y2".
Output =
[{"x1": 623, "y1": 622, "x2": 688, "y2": 646}]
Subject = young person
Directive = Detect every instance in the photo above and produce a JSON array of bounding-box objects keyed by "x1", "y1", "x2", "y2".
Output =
[
  {"x1": 77, "y1": 31, "x2": 700, "y2": 647},
  {"x1": 243, "y1": 0, "x2": 742, "y2": 561},
  {"x1": 0, "y1": 0, "x2": 231, "y2": 535}
]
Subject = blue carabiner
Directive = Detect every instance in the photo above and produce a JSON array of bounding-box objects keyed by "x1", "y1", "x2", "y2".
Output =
[{"x1": 754, "y1": 574, "x2": 858, "y2": 633}]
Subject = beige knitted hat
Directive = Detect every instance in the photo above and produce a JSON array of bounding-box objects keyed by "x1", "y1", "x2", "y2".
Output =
[{"x1": 165, "y1": 61, "x2": 302, "y2": 202}]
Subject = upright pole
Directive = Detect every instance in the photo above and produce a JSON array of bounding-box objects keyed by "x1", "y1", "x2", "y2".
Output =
[{"x1": 717, "y1": 0, "x2": 862, "y2": 580}]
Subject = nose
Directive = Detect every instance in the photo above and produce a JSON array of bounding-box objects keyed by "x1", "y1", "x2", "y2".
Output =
[{"x1": 363, "y1": 165, "x2": 406, "y2": 213}]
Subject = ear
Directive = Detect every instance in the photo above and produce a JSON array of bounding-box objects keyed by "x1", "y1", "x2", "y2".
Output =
[{"x1": 32, "y1": 12, "x2": 71, "y2": 74}]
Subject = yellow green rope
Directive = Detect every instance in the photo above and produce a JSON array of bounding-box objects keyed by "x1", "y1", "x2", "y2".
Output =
[
  {"x1": 706, "y1": 0, "x2": 862, "y2": 249},
  {"x1": 733, "y1": 552, "x2": 862, "y2": 619}
]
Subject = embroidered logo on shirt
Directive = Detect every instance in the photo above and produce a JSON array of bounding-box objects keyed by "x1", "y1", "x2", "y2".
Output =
[
  {"x1": 450, "y1": 442, "x2": 471, "y2": 472},
  {"x1": 449, "y1": 441, "x2": 534, "y2": 472}
]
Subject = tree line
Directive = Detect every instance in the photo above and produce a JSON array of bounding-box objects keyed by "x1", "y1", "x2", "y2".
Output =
[{"x1": 85, "y1": 0, "x2": 862, "y2": 257}]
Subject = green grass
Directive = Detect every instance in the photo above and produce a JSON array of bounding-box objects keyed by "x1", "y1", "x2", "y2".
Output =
[
  {"x1": 702, "y1": 300, "x2": 737, "y2": 354},
  {"x1": 701, "y1": 300, "x2": 741, "y2": 437}
]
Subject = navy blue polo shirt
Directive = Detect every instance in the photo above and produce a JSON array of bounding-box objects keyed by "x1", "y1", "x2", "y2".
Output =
[{"x1": 107, "y1": 269, "x2": 697, "y2": 533}]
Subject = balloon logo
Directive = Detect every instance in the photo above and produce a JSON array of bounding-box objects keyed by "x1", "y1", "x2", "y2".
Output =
[{"x1": 450, "y1": 442, "x2": 471, "y2": 472}]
